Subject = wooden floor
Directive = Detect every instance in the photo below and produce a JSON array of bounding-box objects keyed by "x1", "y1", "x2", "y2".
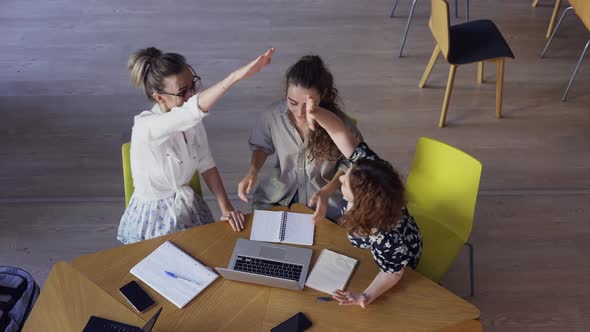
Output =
[{"x1": 1, "y1": 0, "x2": 589, "y2": 330}]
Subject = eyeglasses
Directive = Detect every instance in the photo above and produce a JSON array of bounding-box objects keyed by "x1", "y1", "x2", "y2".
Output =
[{"x1": 157, "y1": 65, "x2": 202, "y2": 101}]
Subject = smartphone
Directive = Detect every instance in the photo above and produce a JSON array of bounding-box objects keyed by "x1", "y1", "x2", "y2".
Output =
[{"x1": 119, "y1": 280, "x2": 156, "y2": 313}]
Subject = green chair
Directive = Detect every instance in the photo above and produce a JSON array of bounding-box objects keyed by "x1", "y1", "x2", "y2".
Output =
[
  {"x1": 122, "y1": 142, "x2": 202, "y2": 208},
  {"x1": 405, "y1": 137, "x2": 482, "y2": 296}
]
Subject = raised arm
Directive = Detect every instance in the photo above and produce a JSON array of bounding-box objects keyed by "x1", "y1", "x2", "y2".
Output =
[
  {"x1": 305, "y1": 96, "x2": 359, "y2": 158},
  {"x1": 198, "y1": 48, "x2": 274, "y2": 112},
  {"x1": 133, "y1": 48, "x2": 275, "y2": 143}
]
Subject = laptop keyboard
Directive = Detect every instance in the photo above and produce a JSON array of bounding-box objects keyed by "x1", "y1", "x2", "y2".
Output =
[{"x1": 234, "y1": 255, "x2": 303, "y2": 281}]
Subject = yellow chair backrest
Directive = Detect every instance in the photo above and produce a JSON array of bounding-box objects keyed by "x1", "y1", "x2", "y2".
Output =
[
  {"x1": 429, "y1": 0, "x2": 451, "y2": 59},
  {"x1": 406, "y1": 137, "x2": 482, "y2": 282},
  {"x1": 122, "y1": 142, "x2": 202, "y2": 208}
]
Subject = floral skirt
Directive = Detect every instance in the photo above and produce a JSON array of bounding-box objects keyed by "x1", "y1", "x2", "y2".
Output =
[{"x1": 117, "y1": 193, "x2": 214, "y2": 245}]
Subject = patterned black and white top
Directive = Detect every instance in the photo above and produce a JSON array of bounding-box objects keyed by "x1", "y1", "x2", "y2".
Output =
[{"x1": 343, "y1": 142, "x2": 423, "y2": 273}]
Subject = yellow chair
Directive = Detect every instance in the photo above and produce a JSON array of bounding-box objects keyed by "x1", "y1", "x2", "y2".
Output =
[
  {"x1": 406, "y1": 137, "x2": 482, "y2": 296},
  {"x1": 122, "y1": 142, "x2": 202, "y2": 208},
  {"x1": 419, "y1": 0, "x2": 514, "y2": 128}
]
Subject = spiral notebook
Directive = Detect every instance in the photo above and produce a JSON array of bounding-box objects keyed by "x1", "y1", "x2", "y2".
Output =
[
  {"x1": 305, "y1": 249, "x2": 358, "y2": 294},
  {"x1": 250, "y1": 210, "x2": 315, "y2": 246},
  {"x1": 130, "y1": 241, "x2": 218, "y2": 309}
]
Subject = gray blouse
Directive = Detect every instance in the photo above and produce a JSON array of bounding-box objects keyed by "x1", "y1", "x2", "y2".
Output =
[{"x1": 249, "y1": 100, "x2": 361, "y2": 220}]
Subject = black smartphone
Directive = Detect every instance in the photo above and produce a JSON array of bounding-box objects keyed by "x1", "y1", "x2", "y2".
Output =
[{"x1": 119, "y1": 280, "x2": 155, "y2": 313}]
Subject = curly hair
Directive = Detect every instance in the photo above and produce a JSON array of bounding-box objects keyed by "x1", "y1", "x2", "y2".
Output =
[
  {"x1": 285, "y1": 55, "x2": 348, "y2": 162},
  {"x1": 339, "y1": 159, "x2": 406, "y2": 237}
]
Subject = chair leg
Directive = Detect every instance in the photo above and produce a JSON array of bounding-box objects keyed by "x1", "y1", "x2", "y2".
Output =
[
  {"x1": 496, "y1": 58, "x2": 505, "y2": 119},
  {"x1": 439, "y1": 65, "x2": 457, "y2": 128},
  {"x1": 454, "y1": 0, "x2": 469, "y2": 20},
  {"x1": 390, "y1": 0, "x2": 400, "y2": 18},
  {"x1": 399, "y1": 0, "x2": 418, "y2": 57},
  {"x1": 465, "y1": 242, "x2": 475, "y2": 297},
  {"x1": 546, "y1": 0, "x2": 563, "y2": 39},
  {"x1": 419, "y1": 45, "x2": 441, "y2": 88},
  {"x1": 477, "y1": 61, "x2": 484, "y2": 84},
  {"x1": 562, "y1": 39, "x2": 590, "y2": 102},
  {"x1": 532, "y1": 0, "x2": 539, "y2": 7},
  {"x1": 541, "y1": 6, "x2": 572, "y2": 58}
]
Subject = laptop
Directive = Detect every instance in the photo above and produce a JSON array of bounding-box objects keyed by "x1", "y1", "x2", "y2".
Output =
[
  {"x1": 215, "y1": 239, "x2": 313, "y2": 290},
  {"x1": 83, "y1": 307, "x2": 162, "y2": 332}
]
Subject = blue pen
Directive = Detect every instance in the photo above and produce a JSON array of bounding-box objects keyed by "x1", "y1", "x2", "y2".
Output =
[{"x1": 164, "y1": 271, "x2": 202, "y2": 286}]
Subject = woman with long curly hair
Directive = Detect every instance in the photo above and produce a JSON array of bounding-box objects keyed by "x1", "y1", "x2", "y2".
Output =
[
  {"x1": 305, "y1": 96, "x2": 422, "y2": 308},
  {"x1": 238, "y1": 55, "x2": 361, "y2": 220}
]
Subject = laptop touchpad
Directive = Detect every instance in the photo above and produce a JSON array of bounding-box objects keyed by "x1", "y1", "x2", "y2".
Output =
[{"x1": 259, "y1": 246, "x2": 287, "y2": 260}]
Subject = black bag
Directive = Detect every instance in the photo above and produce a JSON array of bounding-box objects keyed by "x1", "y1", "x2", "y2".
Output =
[{"x1": 0, "y1": 267, "x2": 40, "y2": 332}]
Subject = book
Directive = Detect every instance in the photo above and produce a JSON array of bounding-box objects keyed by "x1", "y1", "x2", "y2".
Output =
[
  {"x1": 250, "y1": 210, "x2": 315, "y2": 246},
  {"x1": 130, "y1": 241, "x2": 218, "y2": 309},
  {"x1": 305, "y1": 249, "x2": 358, "y2": 295}
]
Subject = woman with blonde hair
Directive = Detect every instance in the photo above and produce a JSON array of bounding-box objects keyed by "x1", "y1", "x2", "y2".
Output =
[{"x1": 117, "y1": 47, "x2": 274, "y2": 244}]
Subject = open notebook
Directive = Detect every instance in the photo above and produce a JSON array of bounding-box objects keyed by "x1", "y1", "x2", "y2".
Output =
[
  {"x1": 250, "y1": 210, "x2": 315, "y2": 246},
  {"x1": 130, "y1": 241, "x2": 218, "y2": 309},
  {"x1": 305, "y1": 249, "x2": 358, "y2": 294}
]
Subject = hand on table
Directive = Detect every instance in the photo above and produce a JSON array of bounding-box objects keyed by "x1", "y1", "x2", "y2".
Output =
[
  {"x1": 221, "y1": 209, "x2": 245, "y2": 232},
  {"x1": 332, "y1": 289, "x2": 369, "y2": 309}
]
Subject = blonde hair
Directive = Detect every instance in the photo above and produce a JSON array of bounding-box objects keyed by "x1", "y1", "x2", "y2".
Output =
[{"x1": 128, "y1": 47, "x2": 187, "y2": 101}]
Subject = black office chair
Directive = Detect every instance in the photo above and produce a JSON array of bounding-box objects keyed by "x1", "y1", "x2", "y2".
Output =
[{"x1": 419, "y1": 0, "x2": 514, "y2": 127}]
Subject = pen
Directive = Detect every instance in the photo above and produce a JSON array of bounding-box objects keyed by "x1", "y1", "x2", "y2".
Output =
[
  {"x1": 164, "y1": 271, "x2": 202, "y2": 286},
  {"x1": 316, "y1": 296, "x2": 334, "y2": 302}
]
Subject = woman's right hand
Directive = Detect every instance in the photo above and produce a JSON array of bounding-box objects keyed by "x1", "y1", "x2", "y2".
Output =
[
  {"x1": 238, "y1": 171, "x2": 258, "y2": 203},
  {"x1": 308, "y1": 189, "x2": 330, "y2": 224},
  {"x1": 232, "y1": 48, "x2": 275, "y2": 82}
]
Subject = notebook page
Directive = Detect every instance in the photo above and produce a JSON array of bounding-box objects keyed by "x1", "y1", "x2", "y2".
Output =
[
  {"x1": 305, "y1": 249, "x2": 358, "y2": 294},
  {"x1": 130, "y1": 241, "x2": 218, "y2": 308},
  {"x1": 283, "y1": 212, "x2": 315, "y2": 245},
  {"x1": 250, "y1": 210, "x2": 282, "y2": 242}
]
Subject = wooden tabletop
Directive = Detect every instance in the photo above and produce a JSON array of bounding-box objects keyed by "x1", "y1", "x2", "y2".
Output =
[
  {"x1": 436, "y1": 320, "x2": 483, "y2": 332},
  {"x1": 71, "y1": 203, "x2": 479, "y2": 331},
  {"x1": 23, "y1": 261, "x2": 158, "y2": 332}
]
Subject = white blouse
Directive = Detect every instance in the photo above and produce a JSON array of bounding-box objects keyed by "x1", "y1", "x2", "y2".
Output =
[{"x1": 130, "y1": 93, "x2": 215, "y2": 224}]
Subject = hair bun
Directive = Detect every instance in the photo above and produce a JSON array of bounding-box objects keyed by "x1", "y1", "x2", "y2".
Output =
[
  {"x1": 144, "y1": 47, "x2": 162, "y2": 61},
  {"x1": 128, "y1": 46, "x2": 163, "y2": 87},
  {"x1": 300, "y1": 55, "x2": 324, "y2": 68}
]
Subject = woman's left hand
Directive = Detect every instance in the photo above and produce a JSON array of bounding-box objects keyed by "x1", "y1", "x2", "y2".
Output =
[
  {"x1": 232, "y1": 48, "x2": 275, "y2": 81},
  {"x1": 332, "y1": 289, "x2": 369, "y2": 309},
  {"x1": 221, "y1": 209, "x2": 245, "y2": 232}
]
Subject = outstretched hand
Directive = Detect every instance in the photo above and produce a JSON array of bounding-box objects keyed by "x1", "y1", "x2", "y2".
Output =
[
  {"x1": 332, "y1": 289, "x2": 369, "y2": 309},
  {"x1": 232, "y1": 48, "x2": 275, "y2": 81}
]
